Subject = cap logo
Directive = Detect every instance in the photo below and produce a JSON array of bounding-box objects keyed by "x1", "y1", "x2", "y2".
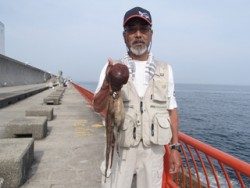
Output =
[{"x1": 138, "y1": 11, "x2": 150, "y2": 20}]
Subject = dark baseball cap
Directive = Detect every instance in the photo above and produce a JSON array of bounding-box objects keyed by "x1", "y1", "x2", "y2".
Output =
[{"x1": 123, "y1": 7, "x2": 152, "y2": 27}]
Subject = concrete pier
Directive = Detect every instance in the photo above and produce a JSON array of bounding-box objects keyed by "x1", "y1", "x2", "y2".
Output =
[
  {"x1": 6, "y1": 117, "x2": 48, "y2": 140},
  {"x1": 0, "y1": 84, "x2": 105, "y2": 187},
  {"x1": 0, "y1": 138, "x2": 34, "y2": 188},
  {"x1": 0, "y1": 83, "x2": 49, "y2": 108},
  {"x1": 25, "y1": 106, "x2": 54, "y2": 121}
]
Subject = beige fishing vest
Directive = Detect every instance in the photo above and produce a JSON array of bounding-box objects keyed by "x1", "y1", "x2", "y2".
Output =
[{"x1": 117, "y1": 61, "x2": 172, "y2": 148}]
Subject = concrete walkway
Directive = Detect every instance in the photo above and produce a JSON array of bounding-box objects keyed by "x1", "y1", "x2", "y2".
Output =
[
  {"x1": 0, "y1": 83, "x2": 48, "y2": 94},
  {"x1": 0, "y1": 84, "x2": 105, "y2": 187},
  {"x1": 0, "y1": 83, "x2": 49, "y2": 108}
]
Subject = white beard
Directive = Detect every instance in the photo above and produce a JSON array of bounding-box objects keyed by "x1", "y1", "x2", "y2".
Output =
[{"x1": 130, "y1": 45, "x2": 148, "y2": 56}]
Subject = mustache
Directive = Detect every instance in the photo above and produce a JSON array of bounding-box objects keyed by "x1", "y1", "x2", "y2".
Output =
[{"x1": 132, "y1": 40, "x2": 145, "y2": 45}]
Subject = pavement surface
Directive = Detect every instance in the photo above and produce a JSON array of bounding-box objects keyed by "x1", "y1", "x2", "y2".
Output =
[
  {"x1": 0, "y1": 83, "x2": 47, "y2": 98},
  {"x1": 0, "y1": 83, "x2": 49, "y2": 109},
  {"x1": 0, "y1": 84, "x2": 52, "y2": 138},
  {"x1": 0, "y1": 84, "x2": 105, "y2": 188}
]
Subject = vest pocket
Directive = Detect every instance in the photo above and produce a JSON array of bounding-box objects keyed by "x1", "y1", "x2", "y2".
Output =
[
  {"x1": 151, "y1": 113, "x2": 172, "y2": 145},
  {"x1": 117, "y1": 114, "x2": 135, "y2": 148},
  {"x1": 152, "y1": 79, "x2": 168, "y2": 102}
]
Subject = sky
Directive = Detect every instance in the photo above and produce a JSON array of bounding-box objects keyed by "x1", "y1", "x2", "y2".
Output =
[{"x1": 0, "y1": 0, "x2": 249, "y2": 86}]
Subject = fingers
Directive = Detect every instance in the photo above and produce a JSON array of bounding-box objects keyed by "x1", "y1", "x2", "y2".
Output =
[
  {"x1": 169, "y1": 162, "x2": 175, "y2": 174},
  {"x1": 169, "y1": 162, "x2": 181, "y2": 174},
  {"x1": 169, "y1": 150, "x2": 181, "y2": 174},
  {"x1": 108, "y1": 58, "x2": 114, "y2": 66},
  {"x1": 105, "y1": 58, "x2": 114, "y2": 82}
]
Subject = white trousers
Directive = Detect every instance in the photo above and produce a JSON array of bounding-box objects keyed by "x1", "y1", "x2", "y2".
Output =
[{"x1": 101, "y1": 142, "x2": 165, "y2": 188}]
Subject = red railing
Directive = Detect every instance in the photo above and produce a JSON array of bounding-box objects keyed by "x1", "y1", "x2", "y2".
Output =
[
  {"x1": 72, "y1": 82, "x2": 94, "y2": 103},
  {"x1": 170, "y1": 133, "x2": 250, "y2": 188},
  {"x1": 72, "y1": 82, "x2": 250, "y2": 188}
]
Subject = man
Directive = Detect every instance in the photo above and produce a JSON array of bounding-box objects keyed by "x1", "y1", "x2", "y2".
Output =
[{"x1": 93, "y1": 7, "x2": 181, "y2": 188}]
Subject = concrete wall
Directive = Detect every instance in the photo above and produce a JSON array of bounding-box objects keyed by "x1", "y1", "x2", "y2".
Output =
[
  {"x1": 0, "y1": 22, "x2": 4, "y2": 55},
  {"x1": 0, "y1": 54, "x2": 52, "y2": 87}
]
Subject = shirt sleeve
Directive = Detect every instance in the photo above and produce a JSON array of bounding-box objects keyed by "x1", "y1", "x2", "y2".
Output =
[
  {"x1": 167, "y1": 64, "x2": 178, "y2": 109},
  {"x1": 94, "y1": 62, "x2": 109, "y2": 94}
]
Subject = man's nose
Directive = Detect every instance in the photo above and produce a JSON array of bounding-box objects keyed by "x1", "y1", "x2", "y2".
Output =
[{"x1": 134, "y1": 30, "x2": 142, "y2": 38}]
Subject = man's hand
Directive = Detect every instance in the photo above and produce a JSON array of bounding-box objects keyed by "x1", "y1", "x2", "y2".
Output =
[
  {"x1": 168, "y1": 108, "x2": 180, "y2": 173},
  {"x1": 105, "y1": 58, "x2": 114, "y2": 82},
  {"x1": 93, "y1": 58, "x2": 114, "y2": 113},
  {"x1": 169, "y1": 149, "x2": 181, "y2": 174}
]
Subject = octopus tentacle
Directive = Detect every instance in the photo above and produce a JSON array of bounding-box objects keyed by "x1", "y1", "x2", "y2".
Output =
[{"x1": 104, "y1": 91, "x2": 125, "y2": 182}]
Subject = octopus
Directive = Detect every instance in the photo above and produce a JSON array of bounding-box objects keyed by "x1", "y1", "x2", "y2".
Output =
[{"x1": 104, "y1": 90, "x2": 125, "y2": 181}]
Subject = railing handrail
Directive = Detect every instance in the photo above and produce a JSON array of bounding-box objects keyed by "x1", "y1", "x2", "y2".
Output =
[{"x1": 179, "y1": 132, "x2": 250, "y2": 177}]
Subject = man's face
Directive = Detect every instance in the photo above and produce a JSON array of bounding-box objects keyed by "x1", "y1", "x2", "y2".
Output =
[{"x1": 123, "y1": 18, "x2": 152, "y2": 56}]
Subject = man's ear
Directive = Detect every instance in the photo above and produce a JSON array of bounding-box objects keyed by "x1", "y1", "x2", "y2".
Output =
[
  {"x1": 123, "y1": 31, "x2": 127, "y2": 43},
  {"x1": 149, "y1": 29, "x2": 153, "y2": 36},
  {"x1": 149, "y1": 29, "x2": 153, "y2": 40}
]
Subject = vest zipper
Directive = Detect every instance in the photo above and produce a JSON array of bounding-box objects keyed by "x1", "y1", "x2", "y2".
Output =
[
  {"x1": 139, "y1": 98, "x2": 143, "y2": 141},
  {"x1": 140, "y1": 101, "x2": 143, "y2": 114},
  {"x1": 151, "y1": 123, "x2": 154, "y2": 136},
  {"x1": 133, "y1": 127, "x2": 136, "y2": 139}
]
